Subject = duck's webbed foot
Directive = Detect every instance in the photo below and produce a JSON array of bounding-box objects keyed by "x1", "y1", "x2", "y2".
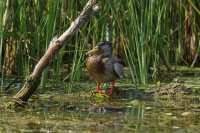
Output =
[
  {"x1": 105, "y1": 88, "x2": 113, "y2": 95},
  {"x1": 105, "y1": 81, "x2": 115, "y2": 95},
  {"x1": 95, "y1": 83, "x2": 102, "y2": 93}
]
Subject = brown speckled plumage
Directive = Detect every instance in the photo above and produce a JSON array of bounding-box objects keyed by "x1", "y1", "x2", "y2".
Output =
[{"x1": 86, "y1": 41, "x2": 123, "y2": 94}]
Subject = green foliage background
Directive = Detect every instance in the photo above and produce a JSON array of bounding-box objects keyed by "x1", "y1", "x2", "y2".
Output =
[{"x1": 0, "y1": 0, "x2": 200, "y2": 85}]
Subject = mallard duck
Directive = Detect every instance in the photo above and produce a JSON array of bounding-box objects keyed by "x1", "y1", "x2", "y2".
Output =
[{"x1": 86, "y1": 41, "x2": 123, "y2": 95}]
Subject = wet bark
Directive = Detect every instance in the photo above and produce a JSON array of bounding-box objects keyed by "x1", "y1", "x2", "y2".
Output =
[{"x1": 12, "y1": 0, "x2": 99, "y2": 107}]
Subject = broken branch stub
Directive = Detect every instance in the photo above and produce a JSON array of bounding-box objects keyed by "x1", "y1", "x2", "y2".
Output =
[{"x1": 12, "y1": 0, "x2": 99, "y2": 106}]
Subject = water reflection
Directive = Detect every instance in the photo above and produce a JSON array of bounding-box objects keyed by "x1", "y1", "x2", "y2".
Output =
[{"x1": 0, "y1": 77, "x2": 200, "y2": 132}]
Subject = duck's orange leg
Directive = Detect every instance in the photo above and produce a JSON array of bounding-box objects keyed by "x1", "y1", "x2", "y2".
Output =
[
  {"x1": 96, "y1": 83, "x2": 101, "y2": 93},
  {"x1": 106, "y1": 81, "x2": 115, "y2": 95}
]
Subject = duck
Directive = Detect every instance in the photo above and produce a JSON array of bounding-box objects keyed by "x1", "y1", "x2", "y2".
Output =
[{"x1": 86, "y1": 41, "x2": 123, "y2": 95}]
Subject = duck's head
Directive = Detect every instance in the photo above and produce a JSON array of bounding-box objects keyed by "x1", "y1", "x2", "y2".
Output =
[{"x1": 86, "y1": 41, "x2": 112, "y2": 56}]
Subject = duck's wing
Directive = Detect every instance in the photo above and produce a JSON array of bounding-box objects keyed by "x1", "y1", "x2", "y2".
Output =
[
  {"x1": 113, "y1": 62, "x2": 123, "y2": 78},
  {"x1": 113, "y1": 57, "x2": 124, "y2": 79},
  {"x1": 101, "y1": 56, "x2": 124, "y2": 79}
]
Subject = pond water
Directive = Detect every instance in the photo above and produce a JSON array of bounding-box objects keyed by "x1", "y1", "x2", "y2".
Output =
[{"x1": 0, "y1": 75, "x2": 200, "y2": 133}]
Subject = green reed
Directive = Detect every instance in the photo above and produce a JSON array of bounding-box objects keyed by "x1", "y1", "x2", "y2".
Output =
[{"x1": 0, "y1": 0, "x2": 5, "y2": 92}]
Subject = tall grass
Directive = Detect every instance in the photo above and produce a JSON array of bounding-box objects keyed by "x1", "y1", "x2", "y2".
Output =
[
  {"x1": 0, "y1": 0, "x2": 5, "y2": 69},
  {"x1": 105, "y1": 0, "x2": 172, "y2": 84},
  {"x1": 0, "y1": 0, "x2": 9, "y2": 92},
  {"x1": 0, "y1": 0, "x2": 200, "y2": 88},
  {"x1": 0, "y1": 0, "x2": 4, "y2": 92}
]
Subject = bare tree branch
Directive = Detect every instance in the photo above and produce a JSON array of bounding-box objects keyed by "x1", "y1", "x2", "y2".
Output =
[{"x1": 12, "y1": 0, "x2": 99, "y2": 107}]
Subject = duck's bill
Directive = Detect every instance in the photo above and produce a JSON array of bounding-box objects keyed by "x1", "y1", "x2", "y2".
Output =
[{"x1": 86, "y1": 47, "x2": 99, "y2": 56}]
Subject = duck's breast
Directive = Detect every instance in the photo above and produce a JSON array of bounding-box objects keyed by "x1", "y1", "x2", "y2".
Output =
[{"x1": 86, "y1": 56, "x2": 116, "y2": 83}]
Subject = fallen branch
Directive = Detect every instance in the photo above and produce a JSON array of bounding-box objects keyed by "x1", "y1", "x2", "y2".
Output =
[{"x1": 12, "y1": 0, "x2": 99, "y2": 107}]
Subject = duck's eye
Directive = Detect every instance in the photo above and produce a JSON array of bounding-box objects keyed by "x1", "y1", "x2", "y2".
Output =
[{"x1": 94, "y1": 45, "x2": 99, "y2": 49}]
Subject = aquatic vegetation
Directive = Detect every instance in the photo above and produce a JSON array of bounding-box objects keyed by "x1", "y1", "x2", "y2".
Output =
[
  {"x1": 0, "y1": 0, "x2": 200, "y2": 132},
  {"x1": 0, "y1": 0, "x2": 199, "y2": 86},
  {"x1": 1, "y1": 75, "x2": 200, "y2": 132}
]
